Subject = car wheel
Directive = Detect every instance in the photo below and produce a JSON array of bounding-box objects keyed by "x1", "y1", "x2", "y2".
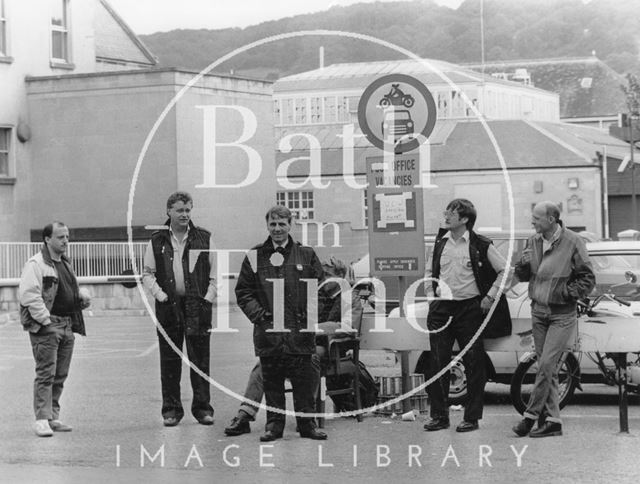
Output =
[{"x1": 510, "y1": 351, "x2": 580, "y2": 415}]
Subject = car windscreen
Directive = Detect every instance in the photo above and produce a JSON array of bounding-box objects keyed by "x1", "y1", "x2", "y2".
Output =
[{"x1": 590, "y1": 253, "x2": 640, "y2": 301}]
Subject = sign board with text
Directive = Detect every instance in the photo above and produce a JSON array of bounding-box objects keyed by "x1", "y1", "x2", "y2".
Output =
[{"x1": 366, "y1": 154, "x2": 425, "y2": 277}]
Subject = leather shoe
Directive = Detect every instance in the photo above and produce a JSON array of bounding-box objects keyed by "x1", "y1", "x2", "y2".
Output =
[
  {"x1": 299, "y1": 428, "x2": 328, "y2": 440},
  {"x1": 423, "y1": 418, "x2": 450, "y2": 431},
  {"x1": 259, "y1": 430, "x2": 283, "y2": 442},
  {"x1": 529, "y1": 421, "x2": 562, "y2": 438},
  {"x1": 163, "y1": 417, "x2": 180, "y2": 427},
  {"x1": 197, "y1": 415, "x2": 214, "y2": 426},
  {"x1": 48, "y1": 420, "x2": 72, "y2": 432},
  {"x1": 225, "y1": 416, "x2": 251, "y2": 436},
  {"x1": 456, "y1": 420, "x2": 479, "y2": 432},
  {"x1": 512, "y1": 418, "x2": 535, "y2": 437}
]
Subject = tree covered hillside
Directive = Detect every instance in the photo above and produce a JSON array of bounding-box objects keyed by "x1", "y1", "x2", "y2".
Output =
[{"x1": 140, "y1": 0, "x2": 640, "y2": 80}]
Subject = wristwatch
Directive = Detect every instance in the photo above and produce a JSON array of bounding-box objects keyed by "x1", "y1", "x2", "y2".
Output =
[{"x1": 485, "y1": 294, "x2": 495, "y2": 302}]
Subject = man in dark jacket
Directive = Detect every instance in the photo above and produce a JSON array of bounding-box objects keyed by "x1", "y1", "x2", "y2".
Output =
[
  {"x1": 19, "y1": 221, "x2": 90, "y2": 437},
  {"x1": 423, "y1": 199, "x2": 511, "y2": 433},
  {"x1": 235, "y1": 205, "x2": 327, "y2": 441},
  {"x1": 142, "y1": 191, "x2": 217, "y2": 427}
]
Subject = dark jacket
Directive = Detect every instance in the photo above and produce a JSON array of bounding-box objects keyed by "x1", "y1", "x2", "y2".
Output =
[
  {"x1": 431, "y1": 228, "x2": 512, "y2": 338},
  {"x1": 515, "y1": 226, "x2": 595, "y2": 312},
  {"x1": 151, "y1": 220, "x2": 212, "y2": 335},
  {"x1": 19, "y1": 246, "x2": 86, "y2": 335},
  {"x1": 235, "y1": 236, "x2": 325, "y2": 356}
]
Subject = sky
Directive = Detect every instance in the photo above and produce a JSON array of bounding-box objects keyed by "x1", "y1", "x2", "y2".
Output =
[{"x1": 107, "y1": 0, "x2": 465, "y2": 35}]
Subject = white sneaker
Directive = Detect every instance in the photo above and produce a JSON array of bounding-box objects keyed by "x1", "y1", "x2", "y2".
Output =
[
  {"x1": 48, "y1": 420, "x2": 72, "y2": 432},
  {"x1": 33, "y1": 419, "x2": 53, "y2": 437}
]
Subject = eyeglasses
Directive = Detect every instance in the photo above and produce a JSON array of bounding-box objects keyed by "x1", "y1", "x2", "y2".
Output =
[{"x1": 443, "y1": 210, "x2": 459, "y2": 217}]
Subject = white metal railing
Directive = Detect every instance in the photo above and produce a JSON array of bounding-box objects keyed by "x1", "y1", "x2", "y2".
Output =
[{"x1": 0, "y1": 242, "x2": 147, "y2": 280}]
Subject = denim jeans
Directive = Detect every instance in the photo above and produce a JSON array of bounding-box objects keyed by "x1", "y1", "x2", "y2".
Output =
[
  {"x1": 523, "y1": 305, "x2": 577, "y2": 424},
  {"x1": 29, "y1": 316, "x2": 75, "y2": 421}
]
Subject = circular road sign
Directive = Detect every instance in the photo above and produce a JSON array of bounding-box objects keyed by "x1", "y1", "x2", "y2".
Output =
[{"x1": 358, "y1": 73, "x2": 437, "y2": 153}]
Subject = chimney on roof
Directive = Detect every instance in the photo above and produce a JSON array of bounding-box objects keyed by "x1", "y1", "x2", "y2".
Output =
[{"x1": 319, "y1": 46, "x2": 325, "y2": 70}]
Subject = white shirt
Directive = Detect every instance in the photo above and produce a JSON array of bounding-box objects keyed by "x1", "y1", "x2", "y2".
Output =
[
  {"x1": 142, "y1": 226, "x2": 217, "y2": 302},
  {"x1": 426, "y1": 231, "x2": 508, "y2": 301}
]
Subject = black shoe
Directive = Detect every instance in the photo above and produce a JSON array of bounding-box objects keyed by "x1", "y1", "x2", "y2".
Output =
[
  {"x1": 259, "y1": 430, "x2": 283, "y2": 442},
  {"x1": 423, "y1": 418, "x2": 450, "y2": 431},
  {"x1": 163, "y1": 417, "x2": 180, "y2": 427},
  {"x1": 538, "y1": 412, "x2": 548, "y2": 428},
  {"x1": 529, "y1": 421, "x2": 562, "y2": 438},
  {"x1": 512, "y1": 418, "x2": 535, "y2": 437},
  {"x1": 225, "y1": 416, "x2": 251, "y2": 436},
  {"x1": 456, "y1": 420, "x2": 479, "y2": 432},
  {"x1": 197, "y1": 415, "x2": 214, "y2": 426},
  {"x1": 299, "y1": 428, "x2": 328, "y2": 440}
]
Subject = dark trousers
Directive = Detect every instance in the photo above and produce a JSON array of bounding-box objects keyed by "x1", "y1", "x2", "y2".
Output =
[
  {"x1": 29, "y1": 316, "x2": 75, "y2": 420},
  {"x1": 158, "y1": 321, "x2": 213, "y2": 420},
  {"x1": 427, "y1": 297, "x2": 486, "y2": 422},
  {"x1": 259, "y1": 354, "x2": 319, "y2": 433}
]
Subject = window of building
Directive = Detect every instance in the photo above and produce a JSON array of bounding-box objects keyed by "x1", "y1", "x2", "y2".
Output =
[
  {"x1": 294, "y1": 97, "x2": 307, "y2": 124},
  {"x1": 0, "y1": 0, "x2": 7, "y2": 57},
  {"x1": 0, "y1": 127, "x2": 10, "y2": 176},
  {"x1": 310, "y1": 97, "x2": 322, "y2": 123},
  {"x1": 273, "y1": 99, "x2": 281, "y2": 125},
  {"x1": 276, "y1": 191, "x2": 315, "y2": 220},
  {"x1": 336, "y1": 96, "x2": 349, "y2": 122},
  {"x1": 283, "y1": 98, "x2": 294, "y2": 125},
  {"x1": 324, "y1": 96, "x2": 337, "y2": 123},
  {"x1": 51, "y1": 0, "x2": 70, "y2": 63}
]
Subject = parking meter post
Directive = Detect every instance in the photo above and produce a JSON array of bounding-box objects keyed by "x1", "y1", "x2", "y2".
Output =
[
  {"x1": 398, "y1": 275, "x2": 412, "y2": 413},
  {"x1": 615, "y1": 352, "x2": 630, "y2": 433}
]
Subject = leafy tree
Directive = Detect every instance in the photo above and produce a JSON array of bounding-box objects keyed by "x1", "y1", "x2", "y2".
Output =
[{"x1": 622, "y1": 73, "x2": 640, "y2": 117}]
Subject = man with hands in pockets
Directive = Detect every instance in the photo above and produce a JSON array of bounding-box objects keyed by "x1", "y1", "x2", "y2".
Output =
[{"x1": 143, "y1": 191, "x2": 217, "y2": 427}]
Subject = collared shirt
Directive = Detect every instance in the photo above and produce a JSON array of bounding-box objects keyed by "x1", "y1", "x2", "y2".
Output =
[
  {"x1": 142, "y1": 225, "x2": 217, "y2": 301},
  {"x1": 541, "y1": 224, "x2": 562, "y2": 254},
  {"x1": 426, "y1": 230, "x2": 508, "y2": 300},
  {"x1": 272, "y1": 238, "x2": 289, "y2": 251}
]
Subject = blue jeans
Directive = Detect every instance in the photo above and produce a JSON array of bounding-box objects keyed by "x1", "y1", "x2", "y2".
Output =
[
  {"x1": 29, "y1": 316, "x2": 75, "y2": 421},
  {"x1": 239, "y1": 362, "x2": 264, "y2": 419},
  {"x1": 523, "y1": 305, "x2": 577, "y2": 424}
]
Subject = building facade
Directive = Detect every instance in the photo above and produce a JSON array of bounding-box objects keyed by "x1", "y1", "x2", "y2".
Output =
[
  {"x1": 272, "y1": 59, "x2": 632, "y2": 264},
  {"x1": 0, "y1": 0, "x2": 156, "y2": 241}
]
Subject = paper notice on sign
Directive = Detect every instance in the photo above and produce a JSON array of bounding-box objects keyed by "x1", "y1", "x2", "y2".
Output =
[{"x1": 376, "y1": 192, "x2": 414, "y2": 229}]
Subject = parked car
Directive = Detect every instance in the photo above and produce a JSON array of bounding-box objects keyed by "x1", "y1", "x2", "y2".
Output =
[{"x1": 388, "y1": 240, "x2": 640, "y2": 406}]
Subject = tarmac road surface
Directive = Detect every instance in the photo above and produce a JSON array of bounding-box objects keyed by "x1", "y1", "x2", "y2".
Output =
[{"x1": 1, "y1": 311, "x2": 639, "y2": 483}]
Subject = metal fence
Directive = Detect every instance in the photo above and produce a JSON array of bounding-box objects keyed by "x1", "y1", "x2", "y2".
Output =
[{"x1": 0, "y1": 242, "x2": 148, "y2": 279}]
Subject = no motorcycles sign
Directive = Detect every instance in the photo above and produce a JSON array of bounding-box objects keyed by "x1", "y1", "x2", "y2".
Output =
[{"x1": 357, "y1": 73, "x2": 437, "y2": 154}]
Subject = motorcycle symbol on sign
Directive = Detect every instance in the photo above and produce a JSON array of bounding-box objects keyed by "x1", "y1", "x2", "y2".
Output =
[{"x1": 379, "y1": 84, "x2": 415, "y2": 108}]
